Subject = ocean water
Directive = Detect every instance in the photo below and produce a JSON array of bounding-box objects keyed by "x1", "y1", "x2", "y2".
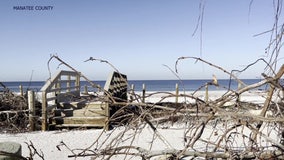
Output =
[{"x1": 1, "y1": 79, "x2": 267, "y2": 93}]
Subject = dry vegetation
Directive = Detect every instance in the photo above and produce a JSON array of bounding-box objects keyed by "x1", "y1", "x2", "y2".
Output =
[
  {"x1": 62, "y1": 59, "x2": 284, "y2": 160},
  {"x1": 39, "y1": 52, "x2": 284, "y2": 160},
  {"x1": 1, "y1": 1, "x2": 284, "y2": 159},
  {"x1": 0, "y1": 82, "x2": 30, "y2": 133}
]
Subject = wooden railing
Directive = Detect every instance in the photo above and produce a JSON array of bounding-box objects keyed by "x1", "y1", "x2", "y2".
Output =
[{"x1": 40, "y1": 70, "x2": 80, "y2": 131}]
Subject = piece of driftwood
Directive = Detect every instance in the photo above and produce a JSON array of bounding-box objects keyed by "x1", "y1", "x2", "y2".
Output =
[
  {"x1": 73, "y1": 146, "x2": 284, "y2": 159},
  {"x1": 249, "y1": 64, "x2": 284, "y2": 148}
]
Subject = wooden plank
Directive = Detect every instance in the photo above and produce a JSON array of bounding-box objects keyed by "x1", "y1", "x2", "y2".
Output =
[
  {"x1": 48, "y1": 86, "x2": 79, "y2": 93},
  {"x1": 62, "y1": 117, "x2": 107, "y2": 126},
  {"x1": 84, "y1": 102, "x2": 108, "y2": 109},
  {"x1": 55, "y1": 124, "x2": 106, "y2": 128},
  {"x1": 60, "y1": 70, "x2": 79, "y2": 76},
  {"x1": 73, "y1": 109, "x2": 107, "y2": 117}
]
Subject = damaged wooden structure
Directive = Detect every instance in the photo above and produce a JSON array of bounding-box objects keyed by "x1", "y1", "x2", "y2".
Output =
[{"x1": 40, "y1": 70, "x2": 127, "y2": 131}]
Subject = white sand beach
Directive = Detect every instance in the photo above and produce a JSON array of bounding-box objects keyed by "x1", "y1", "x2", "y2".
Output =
[
  {"x1": 140, "y1": 90, "x2": 269, "y2": 104},
  {"x1": 0, "y1": 122, "x2": 280, "y2": 160},
  {"x1": 0, "y1": 90, "x2": 281, "y2": 160}
]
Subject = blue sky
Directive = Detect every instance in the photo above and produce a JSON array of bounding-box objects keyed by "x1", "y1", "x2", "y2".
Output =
[{"x1": 0, "y1": 0, "x2": 281, "y2": 81}]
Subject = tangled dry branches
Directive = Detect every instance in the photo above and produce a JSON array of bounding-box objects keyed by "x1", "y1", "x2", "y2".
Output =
[
  {"x1": 0, "y1": 85, "x2": 30, "y2": 133},
  {"x1": 48, "y1": 55, "x2": 284, "y2": 160}
]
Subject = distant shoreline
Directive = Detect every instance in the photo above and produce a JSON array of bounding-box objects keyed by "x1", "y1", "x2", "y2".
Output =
[
  {"x1": 1, "y1": 78, "x2": 262, "y2": 83},
  {"x1": 1, "y1": 79, "x2": 267, "y2": 92}
]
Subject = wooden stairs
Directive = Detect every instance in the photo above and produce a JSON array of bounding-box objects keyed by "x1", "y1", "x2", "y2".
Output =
[
  {"x1": 49, "y1": 99, "x2": 109, "y2": 130},
  {"x1": 40, "y1": 70, "x2": 127, "y2": 131}
]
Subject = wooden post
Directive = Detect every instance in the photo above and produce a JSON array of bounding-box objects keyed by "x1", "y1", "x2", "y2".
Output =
[
  {"x1": 142, "y1": 83, "x2": 146, "y2": 103},
  {"x1": 28, "y1": 91, "x2": 35, "y2": 131},
  {"x1": 84, "y1": 85, "x2": 88, "y2": 94},
  {"x1": 97, "y1": 84, "x2": 101, "y2": 92},
  {"x1": 237, "y1": 82, "x2": 242, "y2": 101},
  {"x1": 41, "y1": 91, "x2": 47, "y2": 131},
  {"x1": 131, "y1": 84, "x2": 135, "y2": 93},
  {"x1": 205, "y1": 83, "x2": 208, "y2": 103},
  {"x1": 67, "y1": 75, "x2": 71, "y2": 92},
  {"x1": 19, "y1": 85, "x2": 23, "y2": 96},
  {"x1": 130, "y1": 84, "x2": 135, "y2": 102},
  {"x1": 104, "y1": 102, "x2": 109, "y2": 131},
  {"x1": 56, "y1": 78, "x2": 61, "y2": 94},
  {"x1": 76, "y1": 73, "x2": 80, "y2": 92},
  {"x1": 175, "y1": 83, "x2": 179, "y2": 104}
]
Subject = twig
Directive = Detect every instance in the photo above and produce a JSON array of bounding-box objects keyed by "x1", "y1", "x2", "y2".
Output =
[
  {"x1": 25, "y1": 141, "x2": 44, "y2": 160},
  {"x1": 175, "y1": 56, "x2": 245, "y2": 87}
]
